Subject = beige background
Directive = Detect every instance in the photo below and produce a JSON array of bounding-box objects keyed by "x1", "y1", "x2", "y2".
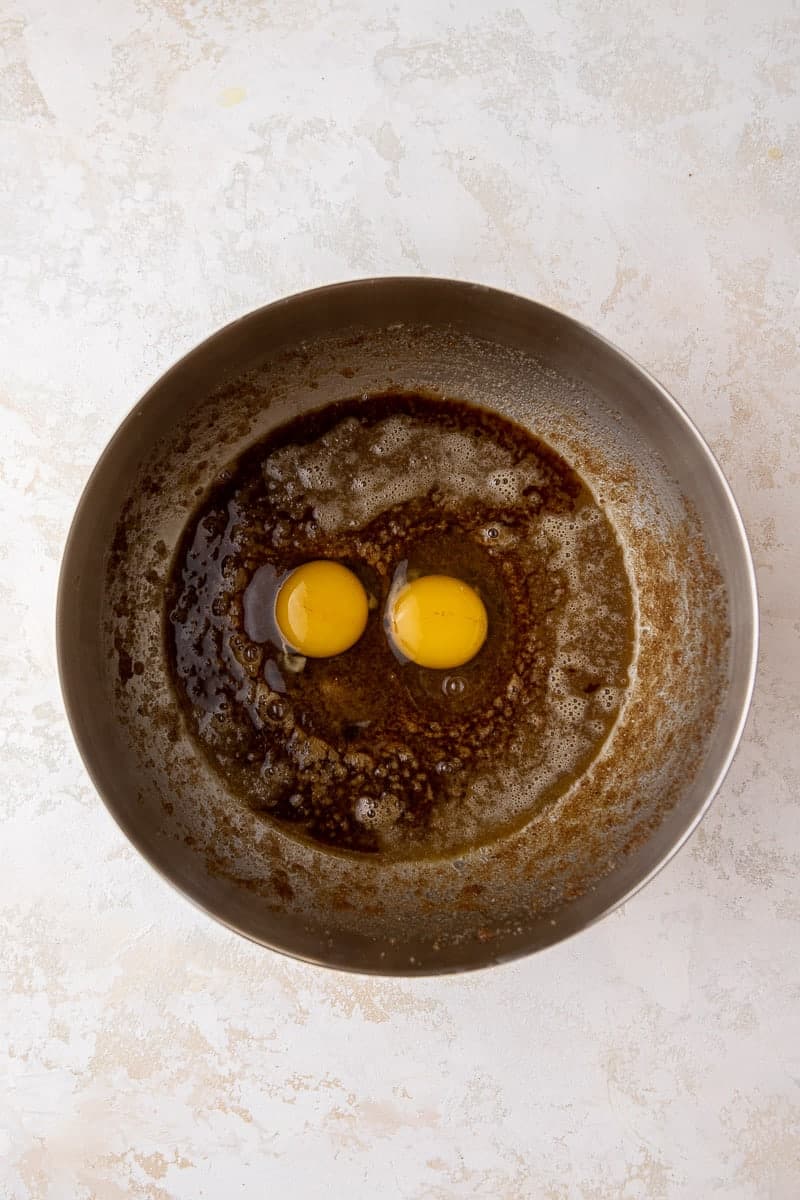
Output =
[{"x1": 1, "y1": 1, "x2": 798, "y2": 1197}]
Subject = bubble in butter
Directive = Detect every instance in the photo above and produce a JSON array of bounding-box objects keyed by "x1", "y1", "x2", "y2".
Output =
[
  {"x1": 275, "y1": 560, "x2": 368, "y2": 657},
  {"x1": 387, "y1": 573, "x2": 488, "y2": 669}
]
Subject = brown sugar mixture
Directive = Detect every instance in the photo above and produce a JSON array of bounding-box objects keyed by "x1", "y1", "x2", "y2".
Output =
[{"x1": 166, "y1": 393, "x2": 635, "y2": 859}]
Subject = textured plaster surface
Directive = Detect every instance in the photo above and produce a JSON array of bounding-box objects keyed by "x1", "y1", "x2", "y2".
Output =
[{"x1": 1, "y1": 1, "x2": 798, "y2": 1197}]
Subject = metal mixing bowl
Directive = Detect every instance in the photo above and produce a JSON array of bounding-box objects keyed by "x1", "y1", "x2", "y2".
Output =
[{"x1": 57, "y1": 278, "x2": 757, "y2": 974}]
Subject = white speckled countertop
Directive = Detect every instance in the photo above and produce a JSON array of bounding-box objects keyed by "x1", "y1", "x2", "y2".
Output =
[{"x1": 2, "y1": 2, "x2": 799, "y2": 1197}]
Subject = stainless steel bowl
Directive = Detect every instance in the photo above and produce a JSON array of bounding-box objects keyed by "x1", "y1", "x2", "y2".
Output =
[{"x1": 57, "y1": 278, "x2": 758, "y2": 973}]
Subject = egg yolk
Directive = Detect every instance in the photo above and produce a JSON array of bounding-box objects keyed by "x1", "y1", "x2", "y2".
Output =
[
  {"x1": 387, "y1": 574, "x2": 488, "y2": 669},
  {"x1": 275, "y1": 561, "x2": 368, "y2": 657}
]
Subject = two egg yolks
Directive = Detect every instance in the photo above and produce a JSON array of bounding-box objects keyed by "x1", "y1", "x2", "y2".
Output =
[{"x1": 274, "y1": 560, "x2": 488, "y2": 668}]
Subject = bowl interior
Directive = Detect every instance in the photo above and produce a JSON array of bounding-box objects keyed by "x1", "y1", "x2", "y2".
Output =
[{"x1": 58, "y1": 279, "x2": 755, "y2": 973}]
